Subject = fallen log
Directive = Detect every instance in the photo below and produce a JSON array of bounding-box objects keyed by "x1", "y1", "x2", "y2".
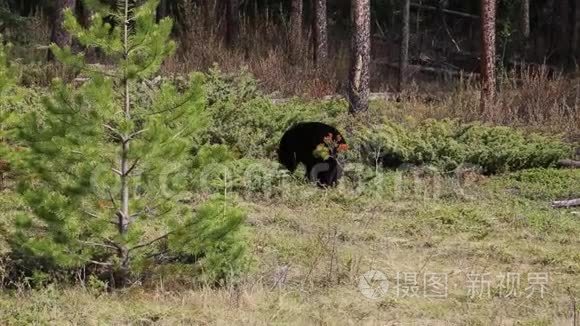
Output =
[
  {"x1": 375, "y1": 60, "x2": 479, "y2": 78},
  {"x1": 410, "y1": 3, "x2": 480, "y2": 20},
  {"x1": 558, "y1": 159, "x2": 580, "y2": 168},
  {"x1": 551, "y1": 198, "x2": 580, "y2": 208},
  {"x1": 270, "y1": 92, "x2": 401, "y2": 104}
]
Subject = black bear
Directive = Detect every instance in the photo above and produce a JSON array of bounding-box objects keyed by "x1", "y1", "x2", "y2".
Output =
[{"x1": 278, "y1": 122, "x2": 347, "y2": 187}]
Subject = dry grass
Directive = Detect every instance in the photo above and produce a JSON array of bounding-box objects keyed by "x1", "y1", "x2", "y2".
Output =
[
  {"x1": 438, "y1": 67, "x2": 580, "y2": 137},
  {"x1": 1, "y1": 169, "x2": 579, "y2": 324}
]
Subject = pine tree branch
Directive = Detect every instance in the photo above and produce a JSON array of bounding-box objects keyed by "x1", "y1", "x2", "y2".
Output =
[
  {"x1": 147, "y1": 91, "x2": 200, "y2": 116},
  {"x1": 128, "y1": 233, "x2": 170, "y2": 252},
  {"x1": 104, "y1": 124, "x2": 146, "y2": 145},
  {"x1": 88, "y1": 260, "x2": 113, "y2": 266},
  {"x1": 83, "y1": 64, "x2": 120, "y2": 78},
  {"x1": 103, "y1": 124, "x2": 123, "y2": 140},
  {"x1": 126, "y1": 129, "x2": 147, "y2": 142},
  {"x1": 107, "y1": 189, "x2": 118, "y2": 210},
  {"x1": 103, "y1": 238, "x2": 124, "y2": 251},
  {"x1": 130, "y1": 203, "x2": 171, "y2": 220},
  {"x1": 124, "y1": 158, "x2": 140, "y2": 176},
  {"x1": 79, "y1": 240, "x2": 118, "y2": 250},
  {"x1": 83, "y1": 210, "x2": 100, "y2": 219},
  {"x1": 128, "y1": 209, "x2": 223, "y2": 254}
]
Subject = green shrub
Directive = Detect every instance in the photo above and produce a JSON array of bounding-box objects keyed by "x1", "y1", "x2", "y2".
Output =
[
  {"x1": 201, "y1": 67, "x2": 348, "y2": 158},
  {"x1": 352, "y1": 119, "x2": 572, "y2": 173},
  {"x1": 352, "y1": 121, "x2": 410, "y2": 167},
  {"x1": 167, "y1": 195, "x2": 248, "y2": 284},
  {"x1": 406, "y1": 119, "x2": 466, "y2": 170},
  {"x1": 459, "y1": 124, "x2": 571, "y2": 173},
  {"x1": 493, "y1": 168, "x2": 580, "y2": 200},
  {"x1": 190, "y1": 144, "x2": 289, "y2": 198}
]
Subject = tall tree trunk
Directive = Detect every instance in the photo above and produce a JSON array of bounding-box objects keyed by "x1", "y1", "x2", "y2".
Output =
[
  {"x1": 557, "y1": 0, "x2": 571, "y2": 66},
  {"x1": 348, "y1": 0, "x2": 371, "y2": 114},
  {"x1": 48, "y1": 0, "x2": 76, "y2": 61},
  {"x1": 480, "y1": 0, "x2": 496, "y2": 115},
  {"x1": 399, "y1": 0, "x2": 410, "y2": 92},
  {"x1": 73, "y1": 0, "x2": 96, "y2": 59},
  {"x1": 313, "y1": 0, "x2": 328, "y2": 66},
  {"x1": 572, "y1": 0, "x2": 580, "y2": 60},
  {"x1": 521, "y1": 0, "x2": 530, "y2": 40},
  {"x1": 289, "y1": 0, "x2": 303, "y2": 63},
  {"x1": 226, "y1": 0, "x2": 240, "y2": 47},
  {"x1": 156, "y1": 0, "x2": 168, "y2": 22},
  {"x1": 115, "y1": 0, "x2": 132, "y2": 286},
  {"x1": 520, "y1": 0, "x2": 530, "y2": 60}
]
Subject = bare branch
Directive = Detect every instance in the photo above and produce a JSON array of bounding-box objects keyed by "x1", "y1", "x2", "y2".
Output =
[
  {"x1": 88, "y1": 260, "x2": 113, "y2": 266},
  {"x1": 82, "y1": 210, "x2": 100, "y2": 219},
  {"x1": 410, "y1": 3, "x2": 479, "y2": 19}
]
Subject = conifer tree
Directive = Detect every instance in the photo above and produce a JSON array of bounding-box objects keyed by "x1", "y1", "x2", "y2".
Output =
[
  {"x1": 0, "y1": 37, "x2": 16, "y2": 105},
  {"x1": 4, "y1": 0, "x2": 246, "y2": 285},
  {"x1": 0, "y1": 37, "x2": 21, "y2": 186}
]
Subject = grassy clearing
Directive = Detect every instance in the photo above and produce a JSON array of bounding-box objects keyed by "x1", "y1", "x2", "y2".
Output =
[{"x1": 1, "y1": 167, "x2": 578, "y2": 325}]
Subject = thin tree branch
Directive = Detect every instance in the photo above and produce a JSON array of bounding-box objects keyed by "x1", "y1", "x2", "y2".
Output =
[
  {"x1": 410, "y1": 3, "x2": 479, "y2": 19},
  {"x1": 103, "y1": 124, "x2": 124, "y2": 140},
  {"x1": 124, "y1": 158, "x2": 140, "y2": 176},
  {"x1": 146, "y1": 91, "x2": 200, "y2": 116},
  {"x1": 88, "y1": 260, "x2": 113, "y2": 266},
  {"x1": 128, "y1": 233, "x2": 170, "y2": 252},
  {"x1": 82, "y1": 210, "x2": 100, "y2": 219},
  {"x1": 79, "y1": 240, "x2": 118, "y2": 250}
]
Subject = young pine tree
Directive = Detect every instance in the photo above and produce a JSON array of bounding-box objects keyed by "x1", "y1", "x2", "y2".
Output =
[
  {"x1": 0, "y1": 37, "x2": 16, "y2": 122},
  {"x1": 0, "y1": 37, "x2": 21, "y2": 189},
  {"x1": 5, "y1": 0, "x2": 246, "y2": 285}
]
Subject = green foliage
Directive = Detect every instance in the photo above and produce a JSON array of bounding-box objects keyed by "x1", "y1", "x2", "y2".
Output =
[
  {"x1": 492, "y1": 168, "x2": 580, "y2": 200},
  {"x1": 190, "y1": 144, "x2": 288, "y2": 198},
  {"x1": 406, "y1": 120, "x2": 466, "y2": 170},
  {"x1": 0, "y1": 36, "x2": 15, "y2": 93},
  {"x1": 352, "y1": 119, "x2": 571, "y2": 173},
  {"x1": 0, "y1": 5, "x2": 25, "y2": 33},
  {"x1": 201, "y1": 67, "x2": 347, "y2": 158},
  {"x1": 0, "y1": 37, "x2": 24, "y2": 122},
  {"x1": 2, "y1": 0, "x2": 246, "y2": 285},
  {"x1": 352, "y1": 120, "x2": 410, "y2": 166},
  {"x1": 168, "y1": 196, "x2": 248, "y2": 283},
  {"x1": 459, "y1": 124, "x2": 571, "y2": 173}
]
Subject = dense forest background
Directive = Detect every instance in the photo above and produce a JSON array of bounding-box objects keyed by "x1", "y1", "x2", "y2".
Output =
[{"x1": 2, "y1": 0, "x2": 580, "y2": 96}]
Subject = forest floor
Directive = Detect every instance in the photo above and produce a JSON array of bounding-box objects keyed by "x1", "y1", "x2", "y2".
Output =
[{"x1": 1, "y1": 164, "x2": 579, "y2": 325}]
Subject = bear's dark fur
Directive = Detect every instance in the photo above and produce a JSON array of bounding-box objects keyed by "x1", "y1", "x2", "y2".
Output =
[{"x1": 278, "y1": 122, "x2": 347, "y2": 187}]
